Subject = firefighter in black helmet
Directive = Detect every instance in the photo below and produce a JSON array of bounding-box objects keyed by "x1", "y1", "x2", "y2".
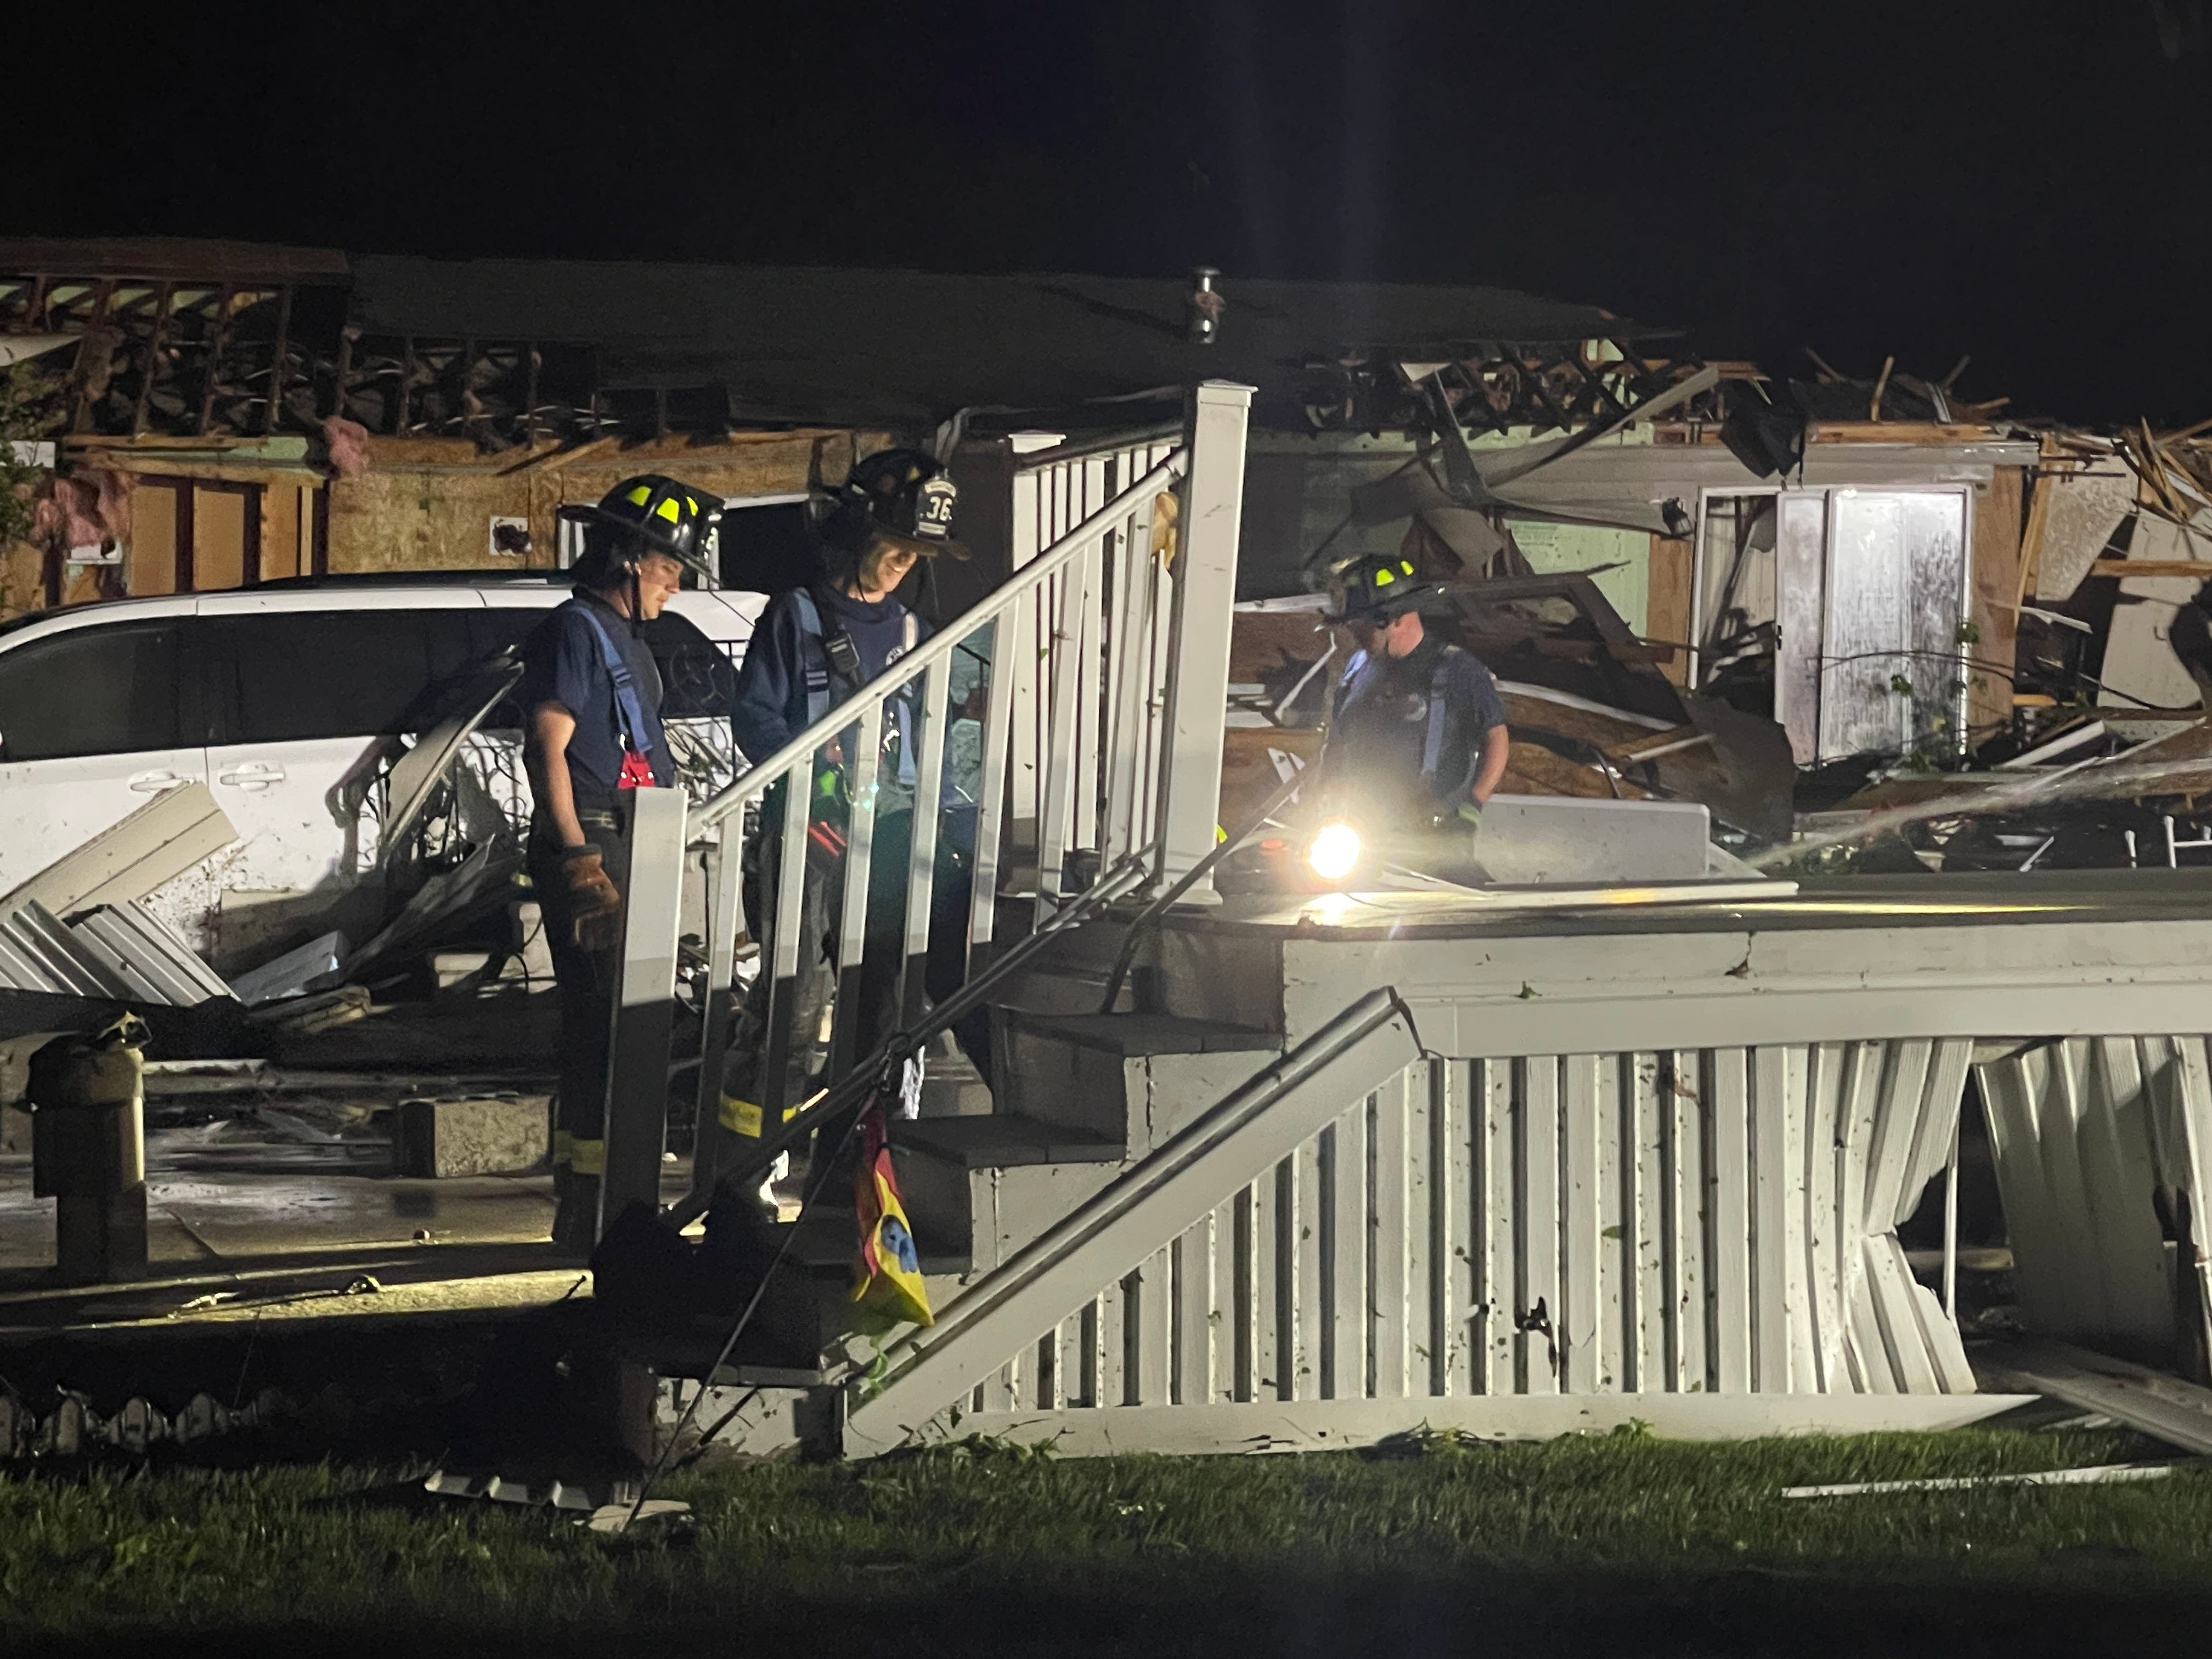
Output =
[
  {"x1": 520, "y1": 473, "x2": 721, "y2": 1251},
  {"x1": 1317, "y1": 552, "x2": 1511, "y2": 881},
  {"x1": 718, "y1": 448, "x2": 981, "y2": 1206}
]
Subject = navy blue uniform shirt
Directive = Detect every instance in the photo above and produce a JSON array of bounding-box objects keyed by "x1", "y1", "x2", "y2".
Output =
[
  {"x1": 518, "y1": 591, "x2": 676, "y2": 808},
  {"x1": 1328, "y1": 633, "x2": 1507, "y2": 812},
  {"x1": 730, "y1": 586, "x2": 928, "y2": 766}
]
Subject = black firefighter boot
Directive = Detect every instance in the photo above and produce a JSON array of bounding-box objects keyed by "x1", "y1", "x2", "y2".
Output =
[{"x1": 551, "y1": 1167, "x2": 601, "y2": 1255}]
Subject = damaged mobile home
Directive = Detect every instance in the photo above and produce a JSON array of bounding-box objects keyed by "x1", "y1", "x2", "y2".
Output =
[{"x1": 7, "y1": 240, "x2": 2212, "y2": 1465}]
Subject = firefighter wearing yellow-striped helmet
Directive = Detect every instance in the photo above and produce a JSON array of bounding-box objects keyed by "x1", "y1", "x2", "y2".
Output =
[
  {"x1": 559, "y1": 473, "x2": 723, "y2": 588},
  {"x1": 1327, "y1": 551, "x2": 1441, "y2": 625}
]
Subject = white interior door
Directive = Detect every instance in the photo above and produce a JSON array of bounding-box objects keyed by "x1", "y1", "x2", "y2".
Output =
[{"x1": 1818, "y1": 490, "x2": 1969, "y2": 765}]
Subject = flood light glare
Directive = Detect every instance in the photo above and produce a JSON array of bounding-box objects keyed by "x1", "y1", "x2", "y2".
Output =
[{"x1": 1307, "y1": 821, "x2": 1363, "y2": 882}]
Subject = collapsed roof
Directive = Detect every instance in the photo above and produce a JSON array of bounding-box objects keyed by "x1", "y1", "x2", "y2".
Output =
[{"x1": 346, "y1": 256, "x2": 1672, "y2": 429}]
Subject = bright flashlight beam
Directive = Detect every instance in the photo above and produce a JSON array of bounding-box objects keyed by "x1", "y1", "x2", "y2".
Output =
[{"x1": 1308, "y1": 821, "x2": 1363, "y2": 883}]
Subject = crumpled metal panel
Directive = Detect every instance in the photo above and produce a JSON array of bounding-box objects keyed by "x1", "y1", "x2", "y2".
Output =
[
  {"x1": 0, "y1": 899, "x2": 230, "y2": 1007},
  {"x1": 1978, "y1": 1036, "x2": 2212, "y2": 1373}
]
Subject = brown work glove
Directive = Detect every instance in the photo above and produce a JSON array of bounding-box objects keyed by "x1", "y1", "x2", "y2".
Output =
[{"x1": 562, "y1": 845, "x2": 622, "y2": 952}]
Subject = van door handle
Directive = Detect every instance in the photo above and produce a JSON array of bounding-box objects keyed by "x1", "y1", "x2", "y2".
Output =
[
  {"x1": 218, "y1": 762, "x2": 287, "y2": 790},
  {"x1": 128, "y1": 769, "x2": 184, "y2": 793}
]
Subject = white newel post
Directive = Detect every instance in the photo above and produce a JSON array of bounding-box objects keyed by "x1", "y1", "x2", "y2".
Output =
[{"x1": 1153, "y1": 380, "x2": 1252, "y2": 902}]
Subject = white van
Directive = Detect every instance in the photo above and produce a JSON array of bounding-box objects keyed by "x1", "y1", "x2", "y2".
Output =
[{"x1": 0, "y1": 574, "x2": 762, "y2": 970}]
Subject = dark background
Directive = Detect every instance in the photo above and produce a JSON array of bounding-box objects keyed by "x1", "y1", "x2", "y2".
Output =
[{"x1": 6, "y1": 1, "x2": 2206, "y2": 424}]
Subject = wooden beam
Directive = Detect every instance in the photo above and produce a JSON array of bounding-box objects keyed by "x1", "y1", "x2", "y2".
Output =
[
  {"x1": 262, "y1": 284, "x2": 293, "y2": 436},
  {"x1": 196, "y1": 284, "x2": 236, "y2": 436},
  {"x1": 131, "y1": 281, "x2": 174, "y2": 438},
  {"x1": 329, "y1": 325, "x2": 354, "y2": 423},
  {"x1": 523, "y1": 341, "x2": 541, "y2": 448},
  {"x1": 67, "y1": 279, "x2": 116, "y2": 434},
  {"x1": 497, "y1": 433, "x2": 620, "y2": 476},
  {"x1": 2089, "y1": 559, "x2": 2212, "y2": 579},
  {"x1": 175, "y1": 478, "x2": 195, "y2": 591},
  {"x1": 396, "y1": 335, "x2": 416, "y2": 435},
  {"x1": 1969, "y1": 465, "x2": 2025, "y2": 735}
]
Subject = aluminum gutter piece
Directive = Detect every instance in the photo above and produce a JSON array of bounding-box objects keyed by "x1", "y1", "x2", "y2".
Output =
[
  {"x1": 1974, "y1": 1340, "x2": 2212, "y2": 1457},
  {"x1": 1781, "y1": 1461, "x2": 2182, "y2": 1499}
]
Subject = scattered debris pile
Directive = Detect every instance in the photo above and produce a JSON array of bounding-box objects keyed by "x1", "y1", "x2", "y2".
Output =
[{"x1": 0, "y1": 1387, "x2": 289, "y2": 1459}]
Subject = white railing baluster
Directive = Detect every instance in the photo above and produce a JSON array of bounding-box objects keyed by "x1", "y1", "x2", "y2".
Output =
[
  {"x1": 690, "y1": 832, "x2": 744, "y2": 1186},
  {"x1": 966, "y1": 615, "x2": 1016, "y2": 969},
  {"x1": 1032, "y1": 535, "x2": 1091, "y2": 916},
  {"x1": 827, "y1": 700, "x2": 884, "y2": 1076},
  {"x1": 898, "y1": 661, "x2": 951, "y2": 1025}
]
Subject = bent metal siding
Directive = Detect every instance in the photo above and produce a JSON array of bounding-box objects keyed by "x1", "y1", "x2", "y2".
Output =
[{"x1": 856, "y1": 1039, "x2": 1995, "y2": 1457}]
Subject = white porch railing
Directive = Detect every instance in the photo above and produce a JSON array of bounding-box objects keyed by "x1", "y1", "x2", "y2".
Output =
[{"x1": 595, "y1": 383, "x2": 1254, "y2": 1226}]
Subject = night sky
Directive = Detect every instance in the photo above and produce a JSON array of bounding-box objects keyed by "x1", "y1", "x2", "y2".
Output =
[{"x1": 8, "y1": 2, "x2": 2207, "y2": 424}]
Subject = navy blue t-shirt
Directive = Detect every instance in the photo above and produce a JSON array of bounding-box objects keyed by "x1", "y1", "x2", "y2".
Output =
[
  {"x1": 1328, "y1": 634, "x2": 1508, "y2": 811},
  {"x1": 730, "y1": 586, "x2": 927, "y2": 767},
  {"x1": 518, "y1": 592, "x2": 676, "y2": 806}
]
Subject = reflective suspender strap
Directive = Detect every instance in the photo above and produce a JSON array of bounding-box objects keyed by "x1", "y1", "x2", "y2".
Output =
[
  {"x1": 1421, "y1": 653, "x2": 1456, "y2": 782},
  {"x1": 572, "y1": 603, "x2": 666, "y2": 765}
]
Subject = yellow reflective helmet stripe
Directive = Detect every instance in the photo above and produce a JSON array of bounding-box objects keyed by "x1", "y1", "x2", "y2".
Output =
[
  {"x1": 654, "y1": 496, "x2": 681, "y2": 523},
  {"x1": 1374, "y1": 567, "x2": 1395, "y2": 586},
  {"x1": 624, "y1": 484, "x2": 652, "y2": 506}
]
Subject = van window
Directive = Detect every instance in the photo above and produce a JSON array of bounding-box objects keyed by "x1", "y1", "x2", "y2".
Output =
[
  {"x1": 0, "y1": 619, "x2": 181, "y2": 761},
  {"x1": 473, "y1": 604, "x2": 733, "y2": 727},
  {"x1": 641, "y1": 610, "x2": 736, "y2": 720},
  {"x1": 215, "y1": 610, "x2": 479, "y2": 743}
]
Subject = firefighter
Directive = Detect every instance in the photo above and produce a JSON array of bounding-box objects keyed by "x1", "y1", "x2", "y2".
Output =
[
  {"x1": 520, "y1": 473, "x2": 721, "y2": 1251},
  {"x1": 719, "y1": 448, "x2": 975, "y2": 1198},
  {"x1": 1318, "y1": 552, "x2": 1511, "y2": 879}
]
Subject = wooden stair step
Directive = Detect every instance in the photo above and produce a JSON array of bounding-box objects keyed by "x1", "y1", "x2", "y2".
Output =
[
  {"x1": 894, "y1": 1112, "x2": 1124, "y2": 1169},
  {"x1": 1007, "y1": 1011, "x2": 1278, "y2": 1056}
]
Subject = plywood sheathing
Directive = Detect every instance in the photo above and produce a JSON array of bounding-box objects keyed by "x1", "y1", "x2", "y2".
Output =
[
  {"x1": 2100, "y1": 514, "x2": 2211, "y2": 712},
  {"x1": 2034, "y1": 452, "x2": 2138, "y2": 603},
  {"x1": 1646, "y1": 534, "x2": 1692, "y2": 686},
  {"x1": 325, "y1": 428, "x2": 894, "y2": 575},
  {"x1": 1967, "y1": 466, "x2": 2024, "y2": 737}
]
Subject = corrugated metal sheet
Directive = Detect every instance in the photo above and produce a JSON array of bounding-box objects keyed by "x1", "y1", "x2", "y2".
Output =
[
  {"x1": 958, "y1": 1040, "x2": 1974, "y2": 1422},
  {"x1": 0, "y1": 899, "x2": 230, "y2": 1008}
]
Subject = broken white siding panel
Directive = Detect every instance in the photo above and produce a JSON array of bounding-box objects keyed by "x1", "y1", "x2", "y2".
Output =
[
  {"x1": 853, "y1": 1025, "x2": 1980, "y2": 1458},
  {"x1": 75, "y1": 904, "x2": 230, "y2": 1003},
  {"x1": 1978, "y1": 1036, "x2": 2212, "y2": 1367}
]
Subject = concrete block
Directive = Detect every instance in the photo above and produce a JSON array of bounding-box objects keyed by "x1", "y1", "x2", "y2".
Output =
[
  {"x1": 395, "y1": 1093, "x2": 550, "y2": 1177},
  {"x1": 0, "y1": 1103, "x2": 28, "y2": 1155}
]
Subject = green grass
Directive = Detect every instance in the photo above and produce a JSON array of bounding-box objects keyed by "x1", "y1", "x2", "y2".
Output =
[{"x1": 5, "y1": 1428, "x2": 2212, "y2": 1655}]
